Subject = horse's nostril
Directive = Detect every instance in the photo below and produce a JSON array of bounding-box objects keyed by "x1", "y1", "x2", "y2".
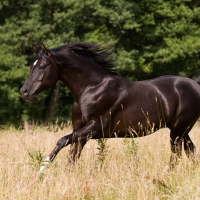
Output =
[{"x1": 23, "y1": 89, "x2": 28, "y2": 96}]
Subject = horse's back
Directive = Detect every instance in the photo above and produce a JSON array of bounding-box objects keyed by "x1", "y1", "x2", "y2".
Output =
[
  {"x1": 144, "y1": 76, "x2": 200, "y2": 127},
  {"x1": 113, "y1": 75, "x2": 200, "y2": 135}
]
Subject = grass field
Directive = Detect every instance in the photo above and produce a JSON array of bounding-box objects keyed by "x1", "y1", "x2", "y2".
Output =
[{"x1": 0, "y1": 122, "x2": 200, "y2": 199}]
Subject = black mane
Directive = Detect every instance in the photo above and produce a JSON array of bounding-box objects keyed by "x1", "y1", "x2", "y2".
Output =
[{"x1": 50, "y1": 42, "x2": 118, "y2": 75}]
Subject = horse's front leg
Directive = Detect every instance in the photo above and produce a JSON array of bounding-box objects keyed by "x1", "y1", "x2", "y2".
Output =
[
  {"x1": 39, "y1": 134, "x2": 71, "y2": 174},
  {"x1": 69, "y1": 101, "x2": 87, "y2": 164},
  {"x1": 39, "y1": 120, "x2": 99, "y2": 173},
  {"x1": 68, "y1": 140, "x2": 87, "y2": 164}
]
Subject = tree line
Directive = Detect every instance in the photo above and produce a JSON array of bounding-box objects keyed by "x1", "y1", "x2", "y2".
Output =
[{"x1": 1, "y1": 0, "x2": 200, "y2": 125}]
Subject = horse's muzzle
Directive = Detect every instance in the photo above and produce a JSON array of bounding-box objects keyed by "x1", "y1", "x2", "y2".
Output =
[{"x1": 20, "y1": 87, "x2": 36, "y2": 102}]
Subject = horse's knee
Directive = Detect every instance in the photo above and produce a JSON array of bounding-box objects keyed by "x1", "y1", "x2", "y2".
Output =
[{"x1": 56, "y1": 135, "x2": 69, "y2": 147}]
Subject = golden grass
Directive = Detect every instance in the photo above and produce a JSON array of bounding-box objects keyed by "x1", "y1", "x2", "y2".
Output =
[{"x1": 1, "y1": 123, "x2": 200, "y2": 199}]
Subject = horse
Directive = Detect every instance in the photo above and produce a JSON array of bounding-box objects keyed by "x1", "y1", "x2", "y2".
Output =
[{"x1": 20, "y1": 42, "x2": 200, "y2": 173}]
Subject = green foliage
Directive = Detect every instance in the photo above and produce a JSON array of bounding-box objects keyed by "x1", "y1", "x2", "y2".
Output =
[
  {"x1": 123, "y1": 138, "x2": 138, "y2": 158},
  {"x1": 1, "y1": 0, "x2": 200, "y2": 124},
  {"x1": 96, "y1": 138, "x2": 109, "y2": 167},
  {"x1": 27, "y1": 149, "x2": 45, "y2": 169}
]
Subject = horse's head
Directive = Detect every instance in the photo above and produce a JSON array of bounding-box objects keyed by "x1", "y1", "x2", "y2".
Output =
[{"x1": 20, "y1": 44, "x2": 59, "y2": 102}]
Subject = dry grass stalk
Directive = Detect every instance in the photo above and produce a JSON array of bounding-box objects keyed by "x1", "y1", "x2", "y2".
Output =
[{"x1": 0, "y1": 123, "x2": 200, "y2": 199}]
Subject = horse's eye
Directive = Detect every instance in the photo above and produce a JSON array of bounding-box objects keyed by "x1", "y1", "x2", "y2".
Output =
[{"x1": 40, "y1": 65, "x2": 46, "y2": 69}]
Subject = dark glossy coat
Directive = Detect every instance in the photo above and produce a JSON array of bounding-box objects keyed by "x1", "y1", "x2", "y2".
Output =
[{"x1": 21, "y1": 43, "x2": 200, "y2": 171}]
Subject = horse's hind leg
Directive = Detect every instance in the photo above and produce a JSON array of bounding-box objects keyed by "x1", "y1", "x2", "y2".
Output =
[
  {"x1": 170, "y1": 124, "x2": 194, "y2": 167},
  {"x1": 183, "y1": 134, "x2": 196, "y2": 160},
  {"x1": 170, "y1": 132, "x2": 183, "y2": 167}
]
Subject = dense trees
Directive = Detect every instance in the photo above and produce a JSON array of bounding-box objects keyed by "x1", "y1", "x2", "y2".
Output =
[{"x1": 1, "y1": 0, "x2": 200, "y2": 124}]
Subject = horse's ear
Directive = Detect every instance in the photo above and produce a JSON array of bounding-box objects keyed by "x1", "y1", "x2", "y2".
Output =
[
  {"x1": 32, "y1": 44, "x2": 39, "y2": 55},
  {"x1": 41, "y1": 43, "x2": 51, "y2": 57}
]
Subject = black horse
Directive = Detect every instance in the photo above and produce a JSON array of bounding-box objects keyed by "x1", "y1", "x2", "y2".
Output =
[{"x1": 20, "y1": 42, "x2": 200, "y2": 173}]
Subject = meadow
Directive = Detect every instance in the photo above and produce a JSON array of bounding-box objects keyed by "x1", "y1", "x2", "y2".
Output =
[{"x1": 0, "y1": 122, "x2": 200, "y2": 200}]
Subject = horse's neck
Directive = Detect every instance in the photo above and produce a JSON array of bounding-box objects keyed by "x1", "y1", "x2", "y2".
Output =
[{"x1": 59, "y1": 63, "x2": 108, "y2": 100}]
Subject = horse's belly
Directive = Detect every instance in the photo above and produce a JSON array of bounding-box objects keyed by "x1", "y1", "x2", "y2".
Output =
[{"x1": 110, "y1": 106, "x2": 166, "y2": 137}]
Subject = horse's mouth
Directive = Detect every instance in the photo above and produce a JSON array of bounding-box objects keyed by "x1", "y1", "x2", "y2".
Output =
[
  {"x1": 22, "y1": 95, "x2": 37, "y2": 103},
  {"x1": 29, "y1": 95, "x2": 37, "y2": 103}
]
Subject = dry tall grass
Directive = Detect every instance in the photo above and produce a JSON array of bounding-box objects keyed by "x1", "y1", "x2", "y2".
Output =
[{"x1": 0, "y1": 122, "x2": 200, "y2": 200}]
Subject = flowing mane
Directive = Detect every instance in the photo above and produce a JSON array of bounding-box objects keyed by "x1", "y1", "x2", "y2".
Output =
[{"x1": 50, "y1": 42, "x2": 118, "y2": 75}]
